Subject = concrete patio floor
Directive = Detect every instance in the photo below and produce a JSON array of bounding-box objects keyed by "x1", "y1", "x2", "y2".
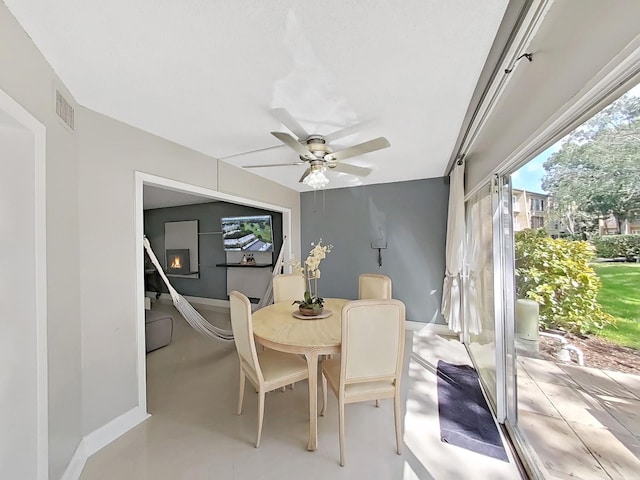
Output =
[{"x1": 517, "y1": 356, "x2": 640, "y2": 480}]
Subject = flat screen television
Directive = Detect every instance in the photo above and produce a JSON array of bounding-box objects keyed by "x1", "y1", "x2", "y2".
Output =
[{"x1": 221, "y1": 214, "x2": 274, "y2": 252}]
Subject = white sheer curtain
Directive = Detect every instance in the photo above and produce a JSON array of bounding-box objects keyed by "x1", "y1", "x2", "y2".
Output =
[
  {"x1": 464, "y1": 199, "x2": 485, "y2": 335},
  {"x1": 441, "y1": 161, "x2": 465, "y2": 332}
]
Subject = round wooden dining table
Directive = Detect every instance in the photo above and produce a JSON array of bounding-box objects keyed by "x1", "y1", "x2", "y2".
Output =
[{"x1": 252, "y1": 298, "x2": 349, "y2": 451}]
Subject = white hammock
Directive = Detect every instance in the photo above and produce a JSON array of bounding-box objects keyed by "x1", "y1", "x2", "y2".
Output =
[
  {"x1": 256, "y1": 235, "x2": 288, "y2": 309},
  {"x1": 143, "y1": 237, "x2": 233, "y2": 342}
]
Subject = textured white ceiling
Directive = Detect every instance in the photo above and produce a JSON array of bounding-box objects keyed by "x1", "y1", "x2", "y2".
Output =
[{"x1": 6, "y1": 0, "x2": 508, "y2": 191}]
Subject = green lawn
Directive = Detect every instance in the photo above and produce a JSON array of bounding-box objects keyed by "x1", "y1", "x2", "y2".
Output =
[{"x1": 591, "y1": 262, "x2": 640, "y2": 349}]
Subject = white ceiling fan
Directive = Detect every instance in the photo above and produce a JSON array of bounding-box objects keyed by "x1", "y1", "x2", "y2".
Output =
[{"x1": 239, "y1": 108, "x2": 390, "y2": 189}]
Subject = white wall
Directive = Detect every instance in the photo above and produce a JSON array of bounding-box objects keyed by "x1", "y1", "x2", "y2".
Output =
[
  {"x1": 77, "y1": 108, "x2": 300, "y2": 434},
  {"x1": 0, "y1": 124, "x2": 38, "y2": 479},
  {"x1": 0, "y1": 5, "x2": 82, "y2": 479},
  {"x1": 0, "y1": 2, "x2": 301, "y2": 477}
]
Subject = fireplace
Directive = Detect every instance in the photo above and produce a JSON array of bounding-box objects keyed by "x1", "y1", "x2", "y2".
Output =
[{"x1": 166, "y1": 249, "x2": 191, "y2": 275}]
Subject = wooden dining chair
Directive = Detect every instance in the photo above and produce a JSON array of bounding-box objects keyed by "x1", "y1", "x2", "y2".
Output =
[
  {"x1": 273, "y1": 273, "x2": 306, "y2": 303},
  {"x1": 229, "y1": 290, "x2": 309, "y2": 447},
  {"x1": 321, "y1": 299, "x2": 406, "y2": 466},
  {"x1": 358, "y1": 273, "x2": 392, "y2": 300}
]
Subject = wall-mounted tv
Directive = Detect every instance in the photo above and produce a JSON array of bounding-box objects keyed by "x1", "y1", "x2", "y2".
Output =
[{"x1": 221, "y1": 215, "x2": 274, "y2": 252}]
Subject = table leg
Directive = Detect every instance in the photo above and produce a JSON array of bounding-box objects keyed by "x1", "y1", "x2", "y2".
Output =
[{"x1": 305, "y1": 351, "x2": 320, "y2": 451}]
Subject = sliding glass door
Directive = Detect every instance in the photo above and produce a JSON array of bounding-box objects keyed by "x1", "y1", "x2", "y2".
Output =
[{"x1": 464, "y1": 176, "x2": 515, "y2": 422}]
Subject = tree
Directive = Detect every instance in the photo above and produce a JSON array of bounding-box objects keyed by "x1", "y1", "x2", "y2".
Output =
[
  {"x1": 545, "y1": 182, "x2": 593, "y2": 235},
  {"x1": 542, "y1": 93, "x2": 640, "y2": 233}
]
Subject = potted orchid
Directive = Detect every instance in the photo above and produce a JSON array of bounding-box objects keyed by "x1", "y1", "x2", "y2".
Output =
[{"x1": 291, "y1": 239, "x2": 333, "y2": 316}]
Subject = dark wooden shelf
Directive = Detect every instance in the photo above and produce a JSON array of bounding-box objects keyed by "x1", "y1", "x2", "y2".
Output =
[{"x1": 215, "y1": 263, "x2": 273, "y2": 268}]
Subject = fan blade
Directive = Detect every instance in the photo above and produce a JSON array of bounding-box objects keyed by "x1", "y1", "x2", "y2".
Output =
[
  {"x1": 328, "y1": 162, "x2": 373, "y2": 178},
  {"x1": 271, "y1": 132, "x2": 316, "y2": 160},
  {"x1": 298, "y1": 168, "x2": 312, "y2": 183},
  {"x1": 243, "y1": 161, "x2": 306, "y2": 168},
  {"x1": 219, "y1": 144, "x2": 284, "y2": 160},
  {"x1": 323, "y1": 120, "x2": 369, "y2": 143},
  {"x1": 325, "y1": 137, "x2": 390, "y2": 162},
  {"x1": 271, "y1": 108, "x2": 310, "y2": 140}
]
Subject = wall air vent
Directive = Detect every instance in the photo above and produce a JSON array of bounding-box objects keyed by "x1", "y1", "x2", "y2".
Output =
[{"x1": 55, "y1": 89, "x2": 74, "y2": 130}]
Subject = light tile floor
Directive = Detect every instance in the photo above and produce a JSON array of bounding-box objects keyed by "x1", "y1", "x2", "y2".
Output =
[
  {"x1": 517, "y1": 356, "x2": 640, "y2": 480},
  {"x1": 79, "y1": 302, "x2": 523, "y2": 480}
]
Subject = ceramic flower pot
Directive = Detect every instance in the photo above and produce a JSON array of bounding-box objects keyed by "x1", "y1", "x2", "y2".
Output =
[{"x1": 299, "y1": 306, "x2": 322, "y2": 316}]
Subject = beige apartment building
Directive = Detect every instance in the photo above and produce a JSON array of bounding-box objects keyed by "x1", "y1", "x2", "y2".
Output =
[
  {"x1": 599, "y1": 215, "x2": 640, "y2": 235},
  {"x1": 513, "y1": 188, "x2": 640, "y2": 237},
  {"x1": 512, "y1": 188, "x2": 554, "y2": 233}
]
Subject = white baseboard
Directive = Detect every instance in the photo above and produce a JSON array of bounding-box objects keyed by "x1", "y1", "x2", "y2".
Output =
[
  {"x1": 406, "y1": 320, "x2": 458, "y2": 337},
  {"x1": 83, "y1": 406, "x2": 150, "y2": 456},
  {"x1": 59, "y1": 406, "x2": 150, "y2": 480},
  {"x1": 58, "y1": 442, "x2": 87, "y2": 480}
]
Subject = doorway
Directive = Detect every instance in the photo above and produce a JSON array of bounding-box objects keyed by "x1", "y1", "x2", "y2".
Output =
[
  {"x1": 0, "y1": 90, "x2": 48, "y2": 479},
  {"x1": 134, "y1": 172, "x2": 293, "y2": 415}
]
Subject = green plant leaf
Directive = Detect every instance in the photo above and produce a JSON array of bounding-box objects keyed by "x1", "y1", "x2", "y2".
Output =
[
  {"x1": 304, "y1": 290, "x2": 312, "y2": 304},
  {"x1": 516, "y1": 229, "x2": 613, "y2": 334}
]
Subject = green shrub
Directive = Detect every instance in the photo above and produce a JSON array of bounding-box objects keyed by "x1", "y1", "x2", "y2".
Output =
[
  {"x1": 561, "y1": 232, "x2": 586, "y2": 241},
  {"x1": 591, "y1": 234, "x2": 640, "y2": 261},
  {"x1": 515, "y1": 229, "x2": 614, "y2": 334}
]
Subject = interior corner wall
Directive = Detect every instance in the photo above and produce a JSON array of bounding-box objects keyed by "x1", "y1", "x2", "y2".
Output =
[
  {"x1": 77, "y1": 108, "x2": 301, "y2": 435},
  {"x1": 300, "y1": 178, "x2": 449, "y2": 324},
  {"x1": 465, "y1": 0, "x2": 640, "y2": 193},
  {"x1": 0, "y1": 4, "x2": 82, "y2": 479}
]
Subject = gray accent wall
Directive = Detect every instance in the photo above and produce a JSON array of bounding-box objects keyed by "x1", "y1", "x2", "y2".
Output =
[
  {"x1": 144, "y1": 202, "x2": 283, "y2": 299},
  {"x1": 301, "y1": 178, "x2": 449, "y2": 323}
]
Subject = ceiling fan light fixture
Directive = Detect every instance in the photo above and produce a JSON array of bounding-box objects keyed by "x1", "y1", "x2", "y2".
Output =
[
  {"x1": 303, "y1": 167, "x2": 329, "y2": 189},
  {"x1": 240, "y1": 111, "x2": 390, "y2": 189}
]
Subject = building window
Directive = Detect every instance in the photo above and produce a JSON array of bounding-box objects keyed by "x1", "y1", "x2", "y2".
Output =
[
  {"x1": 530, "y1": 198, "x2": 544, "y2": 211},
  {"x1": 531, "y1": 216, "x2": 545, "y2": 228},
  {"x1": 512, "y1": 195, "x2": 521, "y2": 213}
]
